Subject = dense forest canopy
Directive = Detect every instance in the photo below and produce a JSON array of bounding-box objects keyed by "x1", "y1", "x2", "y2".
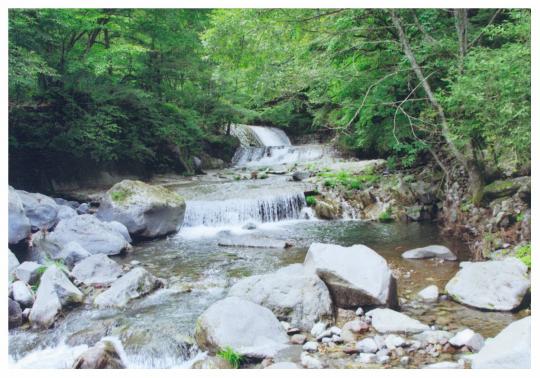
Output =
[{"x1": 9, "y1": 8, "x2": 530, "y2": 202}]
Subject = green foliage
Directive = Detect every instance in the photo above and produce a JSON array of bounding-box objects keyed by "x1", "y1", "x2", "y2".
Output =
[
  {"x1": 305, "y1": 195, "x2": 317, "y2": 206},
  {"x1": 217, "y1": 346, "x2": 243, "y2": 368},
  {"x1": 515, "y1": 244, "x2": 531, "y2": 269},
  {"x1": 110, "y1": 188, "x2": 131, "y2": 203},
  {"x1": 378, "y1": 207, "x2": 394, "y2": 223},
  {"x1": 318, "y1": 170, "x2": 379, "y2": 191}
]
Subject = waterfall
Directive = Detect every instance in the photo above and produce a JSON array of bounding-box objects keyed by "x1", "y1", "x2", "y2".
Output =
[
  {"x1": 232, "y1": 144, "x2": 333, "y2": 167},
  {"x1": 229, "y1": 124, "x2": 291, "y2": 147},
  {"x1": 182, "y1": 192, "x2": 307, "y2": 228}
]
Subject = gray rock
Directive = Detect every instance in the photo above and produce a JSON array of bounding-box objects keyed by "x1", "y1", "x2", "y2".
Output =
[
  {"x1": 104, "y1": 221, "x2": 132, "y2": 243},
  {"x1": 417, "y1": 285, "x2": 439, "y2": 302},
  {"x1": 385, "y1": 334, "x2": 406, "y2": 349},
  {"x1": 423, "y1": 361, "x2": 463, "y2": 369},
  {"x1": 358, "y1": 352, "x2": 377, "y2": 364},
  {"x1": 292, "y1": 171, "x2": 309, "y2": 181},
  {"x1": 449, "y1": 329, "x2": 484, "y2": 352},
  {"x1": 265, "y1": 362, "x2": 300, "y2": 369},
  {"x1": 413, "y1": 330, "x2": 453, "y2": 345},
  {"x1": 73, "y1": 339, "x2": 126, "y2": 368},
  {"x1": 194, "y1": 297, "x2": 288, "y2": 359},
  {"x1": 29, "y1": 266, "x2": 83, "y2": 328},
  {"x1": 96, "y1": 180, "x2": 186, "y2": 238},
  {"x1": 12, "y1": 280, "x2": 35, "y2": 308},
  {"x1": 402, "y1": 245, "x2": 457, "y2": 261},
  {"x1": 8, "y1": 186, "x2": 31, "y2": 244},
  {"x1": 310, "y1": 322, "x2": 327, "y2": 337},
  {"x1": 191, "y1": 355, "x2": 233, "y2": 369},
  {"x1": 446, "y1": 258, "x2": 530, "y2": 311},
  {"x1": 72, "y1": 254, "x2": 123, "y2": 285},
  {"x1": 15, "y1": 261, "x2": 43, "y2": 285},
  {"x1": 9, "y1": 298, "x2": 23, "y2": 329},
  {"x1": 55, "y1": 241, "x2": 91, "y2": 269},
  {"x1": 9, "y1": 249, "x2": 20, "y2": 283},
  {"x1": 302, "y1": 341, "x2": 319, "y2": 352},
  {"x1": 228, "y1": 264, "x2": 333, "y2": 330},
  {"x1": 57, "y1": 205, "x2": 78, "y2": 220},
  {"x1": 94, "y1": 267, "x2": 162, "y2": 308},
  {"x1": 290, "y1": 334, "x2": 307, "y2": 345},
  {"x1": 304, "y1": 243, "x2": 397, "y2": 308},
  {"x1": 17, "y1": 189, "x2": 59, "y2": 230},
  {"x1": 77, "y1": 203, "x2": 90, "y2": 215},
  {"x1": 366, "y1": 308, "x2": 429, "y2": 334},
  {"x1": 32, "y1": 215, "x2": 131, "y2": 258},
  {"x1": 301, "y1": 352, "x2": 323, "y2": 368},
  {"x1": 356, "y1": 338, "x2": 378, "y2": 353},
  {"x1": 471, "y1": 316, "x2": 530, "y2": 368}
]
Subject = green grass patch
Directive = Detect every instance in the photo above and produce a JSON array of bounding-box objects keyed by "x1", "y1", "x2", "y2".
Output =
[
  {"x1": 217, "y1": 346, "x2": 243, "y2": 368},
  {"x1": 515, "y1": 244, "x2": 531, "y2": 269},
  {"x1": 110, "y1": 188, "x2": 132, "y2": 203},
  {"x1": 305, "y1": 195, "x2": 317, "y2": 206},
  {"x1": 318, "y1": 170, "x2": 379, "y2": 191},
  {"x1": 378, "y1": 207, "x2": 394, "y2": 223}
]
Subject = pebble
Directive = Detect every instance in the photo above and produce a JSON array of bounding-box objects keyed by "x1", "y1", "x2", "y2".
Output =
[
  {"x1": 400, "y1": 356, "x2": 410, "y2": 366},
  {"x1": 301, "y1": 352, "x2": 323, "y2": 369},
  {"x1": 310, "y1": 322, "x2": 327, "y2": 337},
  {"x1": 290, "y1": 334, "x2": 306, "y2": 345},
  {"x1": 303, "y1": 341, "x2": 319, "y2": 352},
  {"x1": 358, "y1": 353, "x2": 377, "y2": 364},
  {"x1": 385, "y1": 334, "x2": 406, "y2": 349},
  {"x1": 329, "y1": 326, "x2": 341, "y2": 336},
  {"x1": 357, "y1": 338, "x2": 378, "y2": 353},
  {"x1": 355, "y1": 307, "x2": 364, "y2": 316}
]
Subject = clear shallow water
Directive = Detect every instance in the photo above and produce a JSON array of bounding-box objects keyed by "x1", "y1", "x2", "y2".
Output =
[{"x1": 9, "y1": 220, "x2": 523, "y2": 368}]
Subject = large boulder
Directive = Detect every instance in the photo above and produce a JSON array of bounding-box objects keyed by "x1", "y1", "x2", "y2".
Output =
[
  {"x1": 73, "y1": 339, "x2": 126, "y2": 369},
  {"x1": 94, "y1": 267, "x2": 163, "y2": 308},
  {"x1": 366, "y1": 308, "x2": 429, "y2": 334},
  {"x1": 471, "y1": 316, "x2": 530, "y2": 368},
  {"x1": 29, "y1": 266, "x2": 83, "y2": 328},
  {"x1": 71, "y1": 254, "x2": 123, "y2": 285},
  {"x1": 445, "y1": 258, "x2": 530, "y2": 311},
  {"x1": 228, "y1": 264, "x2": 333, "y2": 330},
  {"x1": 304, "y1": 243, "x2": 397, "y2": 308},
  {"x1": 8, "y1": 249, "x2": 20, "y2": 283},
  {"x1": 194, "y1": 297, "x2": 289, "y2": 359},
  {"x1": 16, "y1": 189, "x2": 59, "y2": 230},
  {"x1": 31, "y1": 215, "x2": 131, "y2": 259},
  {"x1": 54, "y1": 241, "x2": 91, "y2": 269},
  {"x1": 56, "y1": 205, "x2": 78, "y2": 220},
  {"x1": 96, "y1": 180, "x2": 186, "y2": 238},
  {"x1": 402, "y1": 245, "x2": 457, "y2": 261},
  {"x1": 8, "y1": 186, "x2": 31, "y2": 244}
]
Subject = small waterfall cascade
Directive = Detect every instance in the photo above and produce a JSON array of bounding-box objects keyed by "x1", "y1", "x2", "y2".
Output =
[
  {"x1": 230, "y1": 124, "x2": 291, "y2": 147},
  {"x1": 182, "y1": 192, "x2": 307, "y2": 228}
]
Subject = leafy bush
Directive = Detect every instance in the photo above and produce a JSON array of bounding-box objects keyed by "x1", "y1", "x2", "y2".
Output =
[
  {"x1": 378, "y1": 207, "x2": 393, "y2": 223},
  {"x1": 515, "y1": 244, "x2": 531, "y2": 269},
  {"x1": 217, "y1": 346, "x2": 243, "y2": 368},
  {"x1": 305, "y1": 195, "x2": 317, "y2": 206},
  {"x1": 318, "y1": 170, "x2": 379, "y2": 190}
]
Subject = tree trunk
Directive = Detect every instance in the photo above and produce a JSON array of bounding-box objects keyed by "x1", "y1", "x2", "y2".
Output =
[{"x1": 390, "y1": 10, "x2": 484, "y2": 204}]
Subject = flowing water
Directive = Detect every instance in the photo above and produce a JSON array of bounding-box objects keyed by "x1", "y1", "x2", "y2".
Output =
[{"x1": 9, "y1": 126, "x2": 524, "y2": 368}]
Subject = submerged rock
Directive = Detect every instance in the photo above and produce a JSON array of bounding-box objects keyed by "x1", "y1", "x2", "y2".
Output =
[
  {"x1": 401, "y1": 245, "x2": 457, "y2": 261},
  {"x1": 304, "y1": 243, "x2": 397, "y2": 308},
  {"x1": 97, "y1": 180, "x2": 186, "y2": 238},
  {"x1": 9, "y1": 298, "x2": 23, "y2": 329},
  {"x1": 194, "y1": 296, "x2": 288, "y2": 359},
  {"x1": 471, "y1": 316, "x2": 530, "y2": 368},
  {"x1": 71, "y1": 254, "x2": 123, "y2": 285},
  {"x1": 29, "y1": 266, "x2": 83, "y2": 328},
  {"x1": 9, "y1": 186, "x2": 32, "y2": 244},
  {"x1": 73, "y1": 339, "x2": 126, "y2": 369},
  {"x1": 449, "y1": 329, "x2": 484, "y2": 352},
  {"x1": 445, "y1": 258, "x2": 530, "y2": 311},
  {"x1": 94, "y1": 267, "x2": 163, "y2": 308},
  {"x1": 417, "y1": 285, "x2": 439, "y2": 302},
  {"x1": 366, "y1": 308, "x2": 429, "y2": 334},
  {"x1": 32, "y1": 215, "x2": 131, "y2": 258},
  {"x1": 228, "y1": 263, "x2": 333, "y2": 330},
  {"x1": 218, "y1": 235, "x2": 292, "y2": 249}
]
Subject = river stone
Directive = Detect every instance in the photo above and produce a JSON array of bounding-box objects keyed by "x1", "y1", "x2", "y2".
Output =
[
  {"x1": 191, "y1": 355, "x2": 233, "y2": 369},
  {"x1": 9, "y1": 298, "x2": 23, "y2": 329},
  {"x1": 73, "y1": 339, "x2": 126, "y2": 369},
  {"x1": 471, "y1": 316, "x2": 530, "y2": 368},
  {"x1": 29, "y1": 266, "x2": 83, "y2": 328},
  {"x1": 94, "y1": 267, "x2": 163, "y2": 308},
  {"x1": 57, "y1": 205, "x2": 78, "y2": 220},
  {"x1": 105, "y1": 221, "x2": 132, "y2": 243},
  {"x1": 72, "y1": 254, "x2": 123, "y2": 285},
  {"x1": 12, "y1": 280, "x2": 35, "y2": 308},
  {"x1": 9, "y1": 249, "x2": 20, "y2": 283},
  {"x1": 413, "y1": 330, "x2": 453, "y2": 345},
  {"x1": 96, "y1": 180, "x2": 186, "y2": 238},
  {"x1": 17, "y1": 189, "x2": 59, "y2": 230},
  {"x1": 401, "y1": 245, "x2": 457, "y2": 261},
  {"x1": 304, "y1": 242, "x2": 397, "y2": 308},
  {"x1": 423, "y1": 361, "x2": 463, "y2": 369},
  {"x1": 8, "y1": 186, "x2": 31, "y2": 244},
  {"x1": 417, "y1": 285, "x2": 439, "y2": 302},
  {"x1": 357, "y1": 338, "x2": 378, "y2": 353},
  {"x1": 55, "y1": 241, "x2": 91, "y2": 269},
  {"x1": 33, "y1": 214, "x2": 131, "y2": 257},
  {"x1": 301, "y1": 352, "x2": 323, "y2": 369},
  {"x1": 449, "y1": 329, "x2": 484, "y2": 352},
  {"x1": 445, "y1": 258, "x2": 530, "y2": 311},
  {"x1": 265, "y1": 362, "x2": 300, "y2": 369},
  {"x1": 366, "y1": 308, "x2": 429, "y2": 334},
  {"x1": 228, "y1": 263, "x2": 333, "y2": 330},
  {"x1": 303, "y1": 341, "x2": 318, "y2": 352},
  {"x1": 15, "y1": 261, "x2": 43, "y2": 284},
  {"x1": 194, "y1": 296, "x2": 289, "y2": 359}
]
